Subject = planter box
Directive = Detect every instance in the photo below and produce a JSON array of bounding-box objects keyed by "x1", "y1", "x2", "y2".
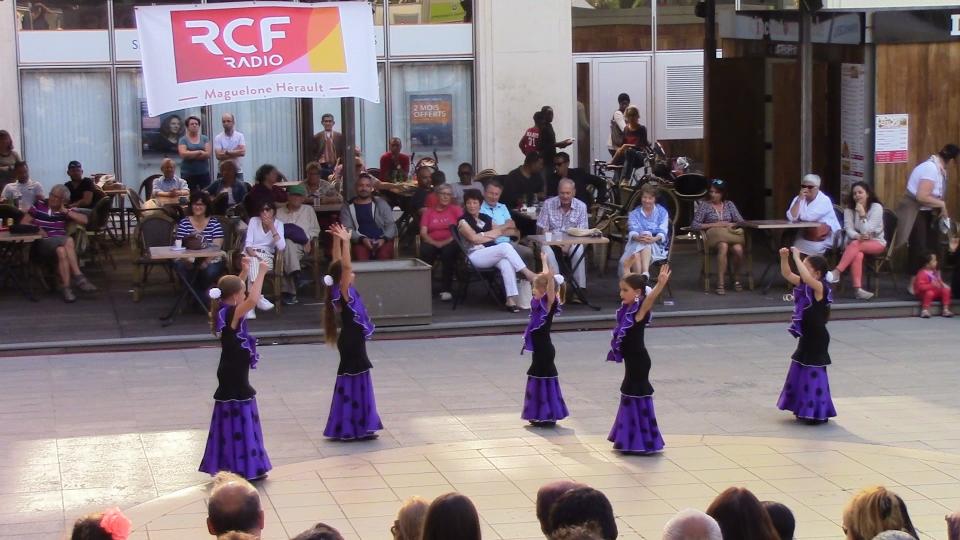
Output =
[{"x1": 353, "y1": 258, "x2": 432, "y2": 326}]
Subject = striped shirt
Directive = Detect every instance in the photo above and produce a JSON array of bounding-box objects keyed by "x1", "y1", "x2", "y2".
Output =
[
  {"x1": 175, "y1": 217, "x2": 224, "y2": 244},
  {"x1": 28, "y1": 201, "x2": 68, "y2": 237}
]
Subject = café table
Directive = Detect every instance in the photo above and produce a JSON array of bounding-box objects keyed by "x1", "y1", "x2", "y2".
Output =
[
  {"x1": 528, "y1": 232, "x2": 610, "y2": 310},
  {"x1": 275, "y1": 181, "x2": 300, "y2": 188},
  {"x1": 149, "y1": 245, "x2": 226, "y2": 326},
  {"x1": 0, "y1": 230, "x2": 43, "y2": 301},
  {"x1": 739, "y1": 220, "x2": 820, "y2": 294}
]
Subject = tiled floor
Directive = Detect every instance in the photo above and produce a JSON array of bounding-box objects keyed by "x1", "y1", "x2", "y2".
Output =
[{"x1": 2, "y1": 317, "x2": 959, "y2": 539}]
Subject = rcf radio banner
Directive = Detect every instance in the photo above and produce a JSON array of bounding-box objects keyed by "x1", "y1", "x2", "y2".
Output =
[{"x1": 136, "y1": 2, "x2": 379, "y2": 115}]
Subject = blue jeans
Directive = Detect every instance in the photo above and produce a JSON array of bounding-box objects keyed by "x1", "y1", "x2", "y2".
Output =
[{"x1": 174, "y1": 258, "x2": 225, "y2": 300}]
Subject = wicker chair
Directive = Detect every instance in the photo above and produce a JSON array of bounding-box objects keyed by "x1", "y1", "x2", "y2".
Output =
[
  {"x1": 82, "y1": 196, "x2": 116, "y2": 270},
  {"x1": 863, "y1": 208, "x2": 899, "y2": 297},
  {"x1": 131, "y1": 212, "x2": 176, "y2": 302}
]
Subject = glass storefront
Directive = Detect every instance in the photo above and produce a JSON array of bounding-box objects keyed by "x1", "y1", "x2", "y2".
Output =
[{"x1": 15, "y1": 0, "x2": 475, "y2": 190}]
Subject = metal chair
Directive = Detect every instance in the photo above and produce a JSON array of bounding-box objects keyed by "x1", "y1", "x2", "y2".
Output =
[
  {"x1": 131, "y1": 212, "x2": 176, "y2": 302},
  {"x1": 139, "y1": 174, "x2": 160, "y2": 201},
  {"x1": 649, "y1": 188, "x2": 679, "y2": 300},
  {"x1": 449, "y1": 224, "x2": 503, "y2": 310},
  {"x1": 863, "y1": 208, "x2": 899, "y2": 297},
  {"x1": 82, "y1": 196, "x2": 116, "y2": 270}
]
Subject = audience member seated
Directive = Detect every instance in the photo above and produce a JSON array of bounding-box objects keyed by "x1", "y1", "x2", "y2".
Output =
[
  {"x1": 174, "y1": 191, "x2": 225, "y2": 302},
  {"x1": 276, "y1": 184, "x2": 321, "y2": 305},
  {"x1": 0, "y1": 161, "x2": 44, "y2": 209},
  {"x1": 551, "y1": 524, "x2": 605, "y2": 540},
  {"x1": 459, "y1": 190, "x2": 538, "y2": 312},
  {"x1": 705, "y1": 487, "x2": 780, "y2": 540},
  {"x1": 451, "y1": 162, "x2": 485, "y2": 204},
  {"x1": 662, "y1": 509, "x2": 722, "y2": 540},
  {"x1": 206, "y1": 472, "x2": 265, "y2": 538},
  {"x1": 547, "y1": 486, "x2": 617, "y2": 540},
  {"x1": 152, "y1": 158, "x2": 189, "y2": 199},
  {"x1": 206, "y1": 160, "x2": 248, "y2": 210},
  {"x1": 611, "y1": 106, "x2": 649, "y2": 184},
  {"x1": 244, "y1": 164, "x2": 287, "y2": 219},
  {"x1": 762, "y1": 501, "x2": 795, "y2": 540},
  {"x1": 21, "y1": 184, "x2": 97, "y2": 302},
  {"x1": 538, "y1": 178, "x2": 589, "y2": 289},
  {"x1": 503, "y1": 151, "x2": 544, "y2": 211},
  {"x1": 481, "y1": 180, "x2": 535, "y2": 268},
  {"x1": 537, "y1": 480, "x2": 586, "y2": 536},
  {"x1": 826, "y1": 181, "x2": 885, "y2": 300},
  {"x1": 302, "y1": 161, "x2": 341, "y2": 204},
  {"x1": 408, "y1": 157, "x2": 440, "y2": 217},
  {"x1": 548, "y1": 152, "x2": 606, "y2": 205},
  {"x1": 292, "y1": 522, "x2": 345, "y2": 540},
  {"x1": 70, "y1": 507, "x2": 131, "y2": 540},
  {"x1": 786, "y1": 173, "x2": 841, "y2": 256},
  {"x1": 245, "y1": 201, "x2": 285, "y2": 317},
  {"x1": 391, "y1": 496, "x2": 429, "y2": 540},
  {"x1": 340, "y1": 173, "x2": 397, "y2": 260},
  {"x1": 913, "y1": 251, "x2": 953, "y2": 318},
  {"x1": 379, "y1": 136, "x2": 411, "y2": 183},
  {"x1": 420, "y1": 183, "x2": 463, "y2": 301},
  {"x1": 690, "y1": 178, "x2": 746, "y2": 294},
  {"x1": 621, "y1": 184, "x2": 669, "y2": 277},
  {"x1": 421, "y1": 492, "x2": 481, "y2": 540},
  {"x1": 842, "y1": 486, "x2": 918, "y2": 540},
  {"x1": 64, "y1": 160, "x2": 103, "y2": 212},
  {"x1": 0, "y1": 129, "x2": 22, "y2": 188}
]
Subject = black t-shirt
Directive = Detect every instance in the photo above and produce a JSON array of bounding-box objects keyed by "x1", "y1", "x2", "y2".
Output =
[
  {"x1": 65, "y1": 177, "x2": 104, "y2": 208},
  {"x1": 538, "y1": 123, "x2": 558, "y2": 162},
  {"x1": 502, "y1": 167, "x2": 541, "y2": 210}
]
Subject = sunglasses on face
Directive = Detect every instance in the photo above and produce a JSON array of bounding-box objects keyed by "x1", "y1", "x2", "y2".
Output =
[
  {"x1": 801, "y1": 185, "x2": 817, "y2": 190},
  {"x1": 711, "y1": 179, "x2": 725, "y2": 186}
]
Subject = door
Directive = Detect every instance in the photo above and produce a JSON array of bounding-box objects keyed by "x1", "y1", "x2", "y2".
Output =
[{"x1": 588, "y1": 56, "x2": 652, "y2": 163}]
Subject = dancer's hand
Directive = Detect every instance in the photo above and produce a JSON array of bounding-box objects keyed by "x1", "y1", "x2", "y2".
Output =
[
  {"x1": 658, "y1": 265, "x2": 672, "y2": 284},
  {"x1": 240, "y1": 257, "x2": 250, "y2": 273},
  {"x1": 779, "y1": 247, "x2": 790, "y2": 258},
  {"x1": 258, "y1": 259, "x2": 269, "y2": 273}
]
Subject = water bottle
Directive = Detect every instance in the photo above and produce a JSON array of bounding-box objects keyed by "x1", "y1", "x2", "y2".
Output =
[{"x1": 13, "y1": 195, "x2": 22, "y2": 211}]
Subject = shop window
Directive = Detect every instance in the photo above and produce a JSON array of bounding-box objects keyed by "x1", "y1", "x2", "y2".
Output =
[
  {"x1": 113, "y1": 0, "x2": 192, "y2": 29},
  {"x1": 16, "y1": 1, "x2": 107, "y2": 30},
  {"x1": 389, "y1": 62, "x2": 474, "y2": 176},
  {"x1": 387, "y1": 0, "x2": 470, "y2": 25},
  {"x1": 657, "y1": 0, "x2": 706, "y2": 51},
  {"x1": 312, "y1": 64, "x2": 386, "y2": 170},
  {"x1": 21, "y1": 70, "x2": 114, "y2": 191},
  {"x1": 573, "y1": 0, "x2": 652, "y2": 52}
]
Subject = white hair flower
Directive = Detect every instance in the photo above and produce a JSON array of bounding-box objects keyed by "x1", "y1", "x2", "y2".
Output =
[
  {"x1": 208, "y1": 287, "x2": 222, "y2": 299},
  {"x1": 323, "y1": 275, "x2": 335, "y2": 287},
  {"x1": 554, "y1": 275, "x2": 565, "y2": 286}
]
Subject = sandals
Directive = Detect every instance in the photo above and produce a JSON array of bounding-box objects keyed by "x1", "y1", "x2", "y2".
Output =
[
  {"x1": 715, "y1": 286, "x2": 726, "y2": 295},
  {"x1": 733, "y1": 281, "x2": 743, "y2": 292},
  {"x1": 506, "y1": 304, "x2": 521, "y2": 313}
]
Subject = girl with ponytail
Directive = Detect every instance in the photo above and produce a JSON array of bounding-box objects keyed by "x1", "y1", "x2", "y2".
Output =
[
  {"x1": 606, "y1": 265, "x2": 672, "y2": 453},
  {"x1": 520, "y1": 250, "x2": 569, "y2": 426},
  {"x1": 321, "y1": 223, "x2": 383, "y2": 440},
  {"x1": 199, "y1": 257, "x2": 273, "y2": 479}
]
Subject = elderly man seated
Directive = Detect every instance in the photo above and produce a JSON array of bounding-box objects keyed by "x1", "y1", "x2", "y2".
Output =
[
  {"x1": 20, "y1": 184, "x2": 97, "y2": 302},
  {"x1": 206, "y1": 472, "x2": 265, "y2": 538},
  {"x1": 276, "y1": 184, "x2": 321, "y2": 305},
  {"x1": 152, "y1": 158, "x2": 190, "y2": 198},
  {"x1": 339, "y1": 173, "x2": 397, "y2": 260},
  {"x1": 537, "y1": 178, "x2": 589, "y2": 289},
  {"x1": 786, "y1": 173, "x2": 840, "y2": 256}
]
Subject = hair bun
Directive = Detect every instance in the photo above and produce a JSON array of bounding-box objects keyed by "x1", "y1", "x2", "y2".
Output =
[
  {"x1": 208, "y1": 287, "x2": 222, "y2": 299},
  {"x1": 323, "y1": 275, "x2": 335, "y2": 287},
  {"x1": 554, "y1": 275, "x2": 565, "y2": 286}
]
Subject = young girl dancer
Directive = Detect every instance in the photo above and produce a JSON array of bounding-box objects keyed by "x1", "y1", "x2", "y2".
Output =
[
  {"x1": 776, "y1": 247, "x2": 837, "y2": 424},
  {"x1": 199, "y1": 257, "x2": 273, "y2": 479},
  {"x1": 520, "y1": 251, "x2": 569, "y2": 426},
  {"x1": 322, "y1": 223, "x2": 383, "y2": 440},
  {"x1": 607, "y1": 266, "x2": 672, "y2": 453}
]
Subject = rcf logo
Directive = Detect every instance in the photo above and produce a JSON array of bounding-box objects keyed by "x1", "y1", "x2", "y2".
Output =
[{"x1": 171, "y1": 6, "x2": 347, "y2": 83}]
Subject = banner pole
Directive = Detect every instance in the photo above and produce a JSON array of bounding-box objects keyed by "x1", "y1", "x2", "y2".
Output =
[{"x1": 342, "y1": 97, "x2": 357, "y2": 201}]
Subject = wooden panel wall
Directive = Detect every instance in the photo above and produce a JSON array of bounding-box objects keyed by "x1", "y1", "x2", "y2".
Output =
[
  {"x1": 875, "y1": 42, "x2": 960, "y2": 217},
  {"x1": 573, "y1": 24, "x2": 704, "y2": 53}
]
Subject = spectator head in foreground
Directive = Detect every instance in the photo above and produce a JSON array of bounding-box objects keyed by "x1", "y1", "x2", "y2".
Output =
[
  {"x1": 218, "y1": 533, "x2": 259, "y2": 540},
  {"x1": 843, "y1": 486, "x2": 918, "y2": 540},
  {"x1": 70, "y1": 507, "x2": 132, "y2": 540},
  {"x1": 551, "y1": 523, "x2": 605, "y2": 540},
  {"x1": 291, "y1": 522, "x2": 345, "y2": 540},
  {"x1": 206, "y1": 472, "x2": 264, "y2": 536},
  {"x1": 391, "y1": 496, "x2": 430, "y2": 540},
  {"x1": 549, "y1": 486, "x2": 618, "y2": 539},
  {"x1": 705, "y1": 487, "x2": 780, "y2": 540},
  {"x1": 762, "y1": 501, "x2": 796, "y2": 540},
  {"x1": 662, "y1": 509, "x2": 722, "y2": 540},
  {"x1": 872, "y1": 532, "x2": 917, "y2": 540},
  {"x1": 421, "y1": 492, "x2": 481, "y2": 540},
  {"x1": 536, "y1": 480, "x2": 586, "y2": 535}
]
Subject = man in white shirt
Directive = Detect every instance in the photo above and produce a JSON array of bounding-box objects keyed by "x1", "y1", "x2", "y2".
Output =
[
  {"x1": 0, "y1": 161, "x2": 44, "y2": 210},
  {"x1": 275, "y1": 184, "x2": 321, "y2": 305},
  {"x1": 786, "y1": 173, "x2": 841, "y2": 256},
  {"x1": 213, "y1": 113, "x2": 246, "y2": 180},
  {"x1": 607, "y1": 93, "x2": 630, "y2": 157},
  {"x1": 537, "y1": 179, "x2": 589, "y2": 289}
]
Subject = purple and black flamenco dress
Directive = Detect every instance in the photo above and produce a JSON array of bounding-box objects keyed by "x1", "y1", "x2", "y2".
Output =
[
  {"x1": 607, "y1": 300, "x2": 665, "y2": 454},
  {"x1": 199, "y1": 306, "x2": 272, "y2": 480},
  {"x1": 323, "y1": 285, "x2": 383, "y2": 440},
  {"x1": 520, "y1": 296, "x2": 569, "y2": 424},
  {"x1": 777, "y1": 281, "x2": 837, "y2": 422}
]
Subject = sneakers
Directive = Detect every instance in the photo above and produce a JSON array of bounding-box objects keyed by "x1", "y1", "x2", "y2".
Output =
[
  {"x1": 246, "y1": 309, "x2": 256, "y2": 320},
  {"x1": 826, "y1": 270, "x2": 839, "y2": 284},
  {"x1": 920, "y1": 309, "x2": 931, "y2": 319},
  {"x1": 72, "y1": 274, "x2": 97, "y2": 292},
  {"x1": 854, "y1": 288, "x2": 874, "y2": 300},
  {"x1": 282, "y1": 293, "x2": 299, "y2": 306},
  {"x1": 257, "y1": 297, "x2": 275, "y2": 311},
  {"x1": 439, "y1": 291, "x2": 453, "y2": 301},
  {"x1": 944, "y1": 309, "x2": 955, "y2": 318},
  {"x1": 62, "y1": 287, "x2": 77, "y2": 303}
]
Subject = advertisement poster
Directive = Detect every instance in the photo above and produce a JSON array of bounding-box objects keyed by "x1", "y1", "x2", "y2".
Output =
[
  {"x1": 839, "y1": 63, "x2": 865, "y2": 197},
  {"x1": 139, "y1": 100, "x2": 189, "y2": 158},
  {"x1": 136, "y1": 2, "x2": 379, "y2": 116},
  {"x1": 409, "y1": 94, "x2": 453, "y2": 150},
  {"x1": 875, "y1": 114, "x2": 909, "y2": 164}
]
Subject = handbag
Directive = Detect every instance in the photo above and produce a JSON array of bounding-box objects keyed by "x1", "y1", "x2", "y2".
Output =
[
  {"x1": 704, "y1": 226, "x2": 744, "y2": 246},
  {"x1": 183, "y1": 232, "x2": 208, "y2": 251},
  {"x1": 803, "y1": 223, "x2": 831, "y2": 242}
]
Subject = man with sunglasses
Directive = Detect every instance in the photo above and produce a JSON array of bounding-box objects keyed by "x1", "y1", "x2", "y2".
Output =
[
  {"x1": 450, "y1": 162, "x2": 484, "y2": 204},
  {"x1": 786, "y1": 173, "x2": 841, "y2": 256},
  {"x1": 547, "y1": 152, "x2": 607, "y2": 206}
]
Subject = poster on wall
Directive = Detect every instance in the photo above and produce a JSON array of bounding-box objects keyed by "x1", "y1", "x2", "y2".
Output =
[
  {"x1": 839, "y1": 63, "x2": 866, "y2": 197},
  {"x1": 139, "y1": 100, "x2": 189, "y2": 159},
  {"x1": 875, "y1": 114, "x2": 909, "y2": 164},
  {"x1": 409, "y1": 94, "x2": 453, "y2": 151},
  {"x1": 136, "y1": 2, "x2": 379, "y2": 116}
]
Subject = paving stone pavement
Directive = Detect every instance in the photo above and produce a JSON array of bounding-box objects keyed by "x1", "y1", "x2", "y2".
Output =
[{"x1": 1, "y1": 317, "x2": 959, "y2": 539}]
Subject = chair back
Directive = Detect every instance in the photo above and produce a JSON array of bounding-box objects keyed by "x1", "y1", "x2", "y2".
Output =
[
  {"x1": 450, "y1": 223, "x2": 472, "y2": 257},
  {"x1": 672, "y1": 173, "x2": 709, "y2": 201},
  {"x1": 140, "y1": 175, "x2": 160, "y2": 200},
  {"x1": 87, "y1": 195, "x2": 113, "y2": 233},
  {"x1": 136, "y1": 213, "x2": 175, "y2": 255},
  {"x1": 882, "y1": 207, "x2": 898, "y2": 256},
  {"x1": 0, "y1": 204, "x2": 24, "y2": 223},
  {"x1": 833, "y1": 204, "x2": 846, "y2": 249},
  {"x1": 656, "y1": 187, "x2": 680, "y2": 253},
  {"x1": 211, "y1": 191, "x2": 230, "y2": 216}
]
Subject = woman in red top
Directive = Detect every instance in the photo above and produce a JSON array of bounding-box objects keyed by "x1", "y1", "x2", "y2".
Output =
[{"x1": 419, "y1": 184, "x2": 463, "y2": 301}]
